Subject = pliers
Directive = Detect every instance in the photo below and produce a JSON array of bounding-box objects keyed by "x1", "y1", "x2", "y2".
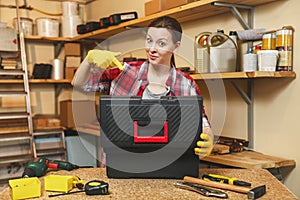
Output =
[{"x1": 174, "y1": 181, "x2": 228, "y2": 198}]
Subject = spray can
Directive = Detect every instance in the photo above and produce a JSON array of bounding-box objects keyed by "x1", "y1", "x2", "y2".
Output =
[
  {"x1": 194, "y1": 32, "x2": 211, "y2": 73},
  {"x1": 275, "y1": 26, "x2": 294, "y2": 71},
  {"x1": 208, "y1": 32, "x2": 237, "y2": 73}
]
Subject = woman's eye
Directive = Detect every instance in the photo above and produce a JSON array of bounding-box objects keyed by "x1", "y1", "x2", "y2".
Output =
[
  {"x1": 146, "y1": 38, "x2": 152, "y2": 43},
  {"x1": 158, "y1": 41, "x2": 166, "y2": 47}
]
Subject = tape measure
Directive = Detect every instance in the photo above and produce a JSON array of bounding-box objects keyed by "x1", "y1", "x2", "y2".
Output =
[
  {"x1": 48, "y1": 180, "x2": 109, "y2": 197},
  {"x1": 85, "y1": 180, "x2": 109, "y2": 195}
]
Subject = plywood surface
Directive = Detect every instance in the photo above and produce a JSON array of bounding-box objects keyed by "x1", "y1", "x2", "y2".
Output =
[{"x1": 202, "y1": 151, "x2": 296, "y2": 169}]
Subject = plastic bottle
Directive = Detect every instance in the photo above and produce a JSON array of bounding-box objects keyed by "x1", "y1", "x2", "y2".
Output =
[
  {"x1": 208, "y1": 32, "x2": 237, "y2": 72},
  {"x1": 229, "y1": 31, "x2": 238, "y2": 46},
  {"x1": 254, "y1": 45, "x2": 261, "y2": 54},
  {"x1": 242, "y1": 48, "x2": 257, "y2": 72}
]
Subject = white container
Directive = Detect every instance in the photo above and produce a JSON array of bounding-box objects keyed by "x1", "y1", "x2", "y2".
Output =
[
  {"x1": 62, "y1": 1, "x2": 79, "y2": 16},
  {"x1": 194, "y1": 32, "x2": 210, "y2": 73},
  {"x1": 242, "y1": 53, "x2": 257, "y2": 72},
  {"x1": 258, "y1": 50, "x2": 279, "y2": 71},
  {"x1": 13, "y1": 17, "x2": 33, "y2": 36},
  {"x1": 61, "y1": 15, "x2": 82, "y2": 38},
  {"x1": 208, "y1": 32, "x2": 237, "y2": 73},
  {"x1": 51, "y1": 59, "x2": 64, "y2": 80},
  {"x1": 36, "y1": 18, "x2": 59, "y2": 37},
  {"x1": 0, "y1": 27, "x2": 18, "y2": 51}
]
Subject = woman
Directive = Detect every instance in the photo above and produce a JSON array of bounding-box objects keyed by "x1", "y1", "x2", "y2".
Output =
[{"x1": 72, "y1": 16, "x2": 213, "y2": 157}]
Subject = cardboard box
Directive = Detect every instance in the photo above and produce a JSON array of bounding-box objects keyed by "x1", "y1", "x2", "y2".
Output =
[
  {"x1": 60, "y1": 100, "x2": 96, "y2": 128},
  {"x1": 145, "y1": 0, "x2": 194, "y2": 16},
  {"x1": 64, "y1": 43, "x2": 81, "y2": 56},
  {"x1": 65, "y1": 56, "x2": 81, "y2": 68},
  {"x1": 163, "y1": 0, "x2": 195, "y2": 10},
  {"x1": 33, "y1": 115, "x2": 60, "y2": 130},
  {"x1": 145, "y1": 0, "x2": 164, "y2": 16},
  {"x1": 65, "y1": 67, "x2": 78, "y2": 80}
]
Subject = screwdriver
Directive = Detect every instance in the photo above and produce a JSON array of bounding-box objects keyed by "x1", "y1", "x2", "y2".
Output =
[
  {"x1": 202, "y1": 174, "x2": 251, "y2": 187},
  {"x1": 49, "y1": 180, "x2": 109, "y2": 197}
]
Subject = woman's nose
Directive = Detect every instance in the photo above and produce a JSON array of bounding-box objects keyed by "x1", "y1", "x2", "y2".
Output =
[{"x1": 149, "y1": 43, "x2": 157, "y2": 51}]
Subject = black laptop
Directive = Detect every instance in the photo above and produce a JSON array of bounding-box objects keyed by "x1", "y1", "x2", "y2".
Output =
[{"x1": 100, "y1": 96, "x2": 202, "y2": 179}]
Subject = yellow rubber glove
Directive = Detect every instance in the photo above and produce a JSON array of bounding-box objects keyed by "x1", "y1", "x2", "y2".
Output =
[
  {"x1": 87, "y1": 50, "x2": 123, "y2": 70},
  {"x1": 194, "y1": 127, "x2": 213, "y2": 158}
]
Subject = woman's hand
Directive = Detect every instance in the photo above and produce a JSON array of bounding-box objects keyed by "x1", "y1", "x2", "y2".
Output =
[
  {"x1": 194, "y1": 127, "x2": 214, "y2": 158},
  {"x1": 87, "y1": 50, "x2": 123, "y2": 69}
]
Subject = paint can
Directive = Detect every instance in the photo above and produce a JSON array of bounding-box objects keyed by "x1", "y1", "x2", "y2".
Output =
[
  {"x1": 257, "y1": 50, "x2": 279, "y2": 71},
  {"x1": 262, "y1": 32, "x2": 276, "y2": 50},
  {"x1": 13, "y1": 17, "x2": 33, "y2": 36},
  {"x1": 61, "y1": 15, "x2": 82, "y2": 38},
  {"x1": 36, "y1": 18, "x2": 60, "y2": 37},
  {"x1": 275, "y1": 26, "x2": 294, "y2": 71},
  {"x1": 62, "y1": 1, "x2": 79, "y2": 16}
]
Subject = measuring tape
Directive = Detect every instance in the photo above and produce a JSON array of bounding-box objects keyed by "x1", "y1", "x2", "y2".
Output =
[
  {"x1": 85, "y1": 180, "x2": 109, "y2": 195},
  {"x1": 49, "y1": 180, "x2": 109, "y2": 197}
]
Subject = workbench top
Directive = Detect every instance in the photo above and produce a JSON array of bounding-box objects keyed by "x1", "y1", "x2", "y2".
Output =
[{"x1": 0, "y1": 168, "x2": 297, "y2": 199}]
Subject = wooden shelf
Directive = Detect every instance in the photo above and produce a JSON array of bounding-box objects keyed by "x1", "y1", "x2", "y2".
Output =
[
  {"x1": 24, "y1": 35, "x2": 73, "y2": 42},
  {"x1": 23, "y1": 0, "x2": 279, "y2": 42},
  {"x1": 0, "y1": 71, "x2": 295, "y2": 84},
  {"x1": 190, "y1": 71, "x2": 296, "y2": 80}
]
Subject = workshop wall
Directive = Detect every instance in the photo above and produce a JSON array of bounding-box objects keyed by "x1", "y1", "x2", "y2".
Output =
[
  {"x1": 87, "y1": 0, "x2": 300, "y2": 197},
  {"x1": 0, "y1": 0, "x2": 299, "y2": 197},
  {"x1": 0, "y1": 0, "x2": 74, "y2": 114}
]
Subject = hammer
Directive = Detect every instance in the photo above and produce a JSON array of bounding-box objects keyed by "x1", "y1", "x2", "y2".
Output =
[{"x1": 184, "y1": 176, "x2": 266, "y2": 200}]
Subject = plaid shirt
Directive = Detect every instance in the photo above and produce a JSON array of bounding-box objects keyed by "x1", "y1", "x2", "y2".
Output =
[
  {"x1": 85, "y1": 61, "x2": 201, "y2": 96},
  {"x1": 85, "y1": 61, "x2": 208, "y2": 123}
]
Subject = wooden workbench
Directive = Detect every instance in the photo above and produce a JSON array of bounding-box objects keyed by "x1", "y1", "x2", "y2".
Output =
[
  {"x1": 76, "y1": 123, "x2": 296, "y2": 170},
  {"x1": 0, "y1": 168, "x2": 297, "y2": 199},
  {"x1": 202, "y1": 151, "x2": 296, "y2": 169}
]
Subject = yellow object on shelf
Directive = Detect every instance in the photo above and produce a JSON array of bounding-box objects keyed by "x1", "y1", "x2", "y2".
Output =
[
  {"x1": 9, "y1": 177, "x2": 41, "y2": 200},
  {"x1": 44, "y1": 175, "x2": 81, "y2": 193}
]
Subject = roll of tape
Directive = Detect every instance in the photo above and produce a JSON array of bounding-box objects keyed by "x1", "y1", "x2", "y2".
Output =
[{"x1": 51, "y1": 59, "x2": 64, "y2": 80}]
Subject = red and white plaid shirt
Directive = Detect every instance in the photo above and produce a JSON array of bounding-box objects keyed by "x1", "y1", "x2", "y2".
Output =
[
  {"x1": 85, "y1": 61, "x2": 208, "y2": 125},
  {"x1": 85, "y1": 61, "x2": 201, "y2": 96}
]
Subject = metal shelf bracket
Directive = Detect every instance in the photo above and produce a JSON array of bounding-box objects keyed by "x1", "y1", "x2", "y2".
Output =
[
  {"x1": 211, "y1": 2, "x2": 256, "y2": 148},
  {"x1": 230, "y1": 80, "x2": 254, "y2": 148}
]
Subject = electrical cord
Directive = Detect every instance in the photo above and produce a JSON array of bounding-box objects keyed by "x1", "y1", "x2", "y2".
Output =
[{"x1": 0, "y1": 4, "x2": 62, "y2": 16}]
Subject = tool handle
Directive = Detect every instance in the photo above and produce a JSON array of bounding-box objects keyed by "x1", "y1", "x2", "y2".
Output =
[{"x1": 183, "y1": 176, "x2": 250, "y2": 194}]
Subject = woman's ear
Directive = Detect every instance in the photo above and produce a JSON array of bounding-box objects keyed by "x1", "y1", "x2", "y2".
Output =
[{"x1": 174, "y1": 41, "x2": 181, "y2": 52}]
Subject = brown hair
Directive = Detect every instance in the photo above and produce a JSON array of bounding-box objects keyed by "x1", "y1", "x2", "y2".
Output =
[{"x1": 148, "y1": 16, "x2": 182, "y2": 68}]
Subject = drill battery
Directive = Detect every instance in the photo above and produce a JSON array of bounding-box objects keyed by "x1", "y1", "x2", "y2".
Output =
[
  {"x1": 77, "y1": 22, "x2": 101, "y2": 34},
  {"x1": 77, "y1": 24, "x2": 88, "y2": 34},
  {"x1": 99, "y1": 17, "x2": 110, "y2": 28},
  {"x1": 86, "y1": 22, "x2": 101, "y2": 32},
  {"x1": 109, "y1": 11, "x2": 138, "y2": 25}
]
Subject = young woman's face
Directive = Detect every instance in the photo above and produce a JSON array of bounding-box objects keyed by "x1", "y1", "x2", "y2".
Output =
[{"x1": 145, "y1": 27, "x2": 180, "y2": 67}]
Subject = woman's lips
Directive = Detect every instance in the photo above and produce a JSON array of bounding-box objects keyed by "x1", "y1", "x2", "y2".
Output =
[{"x1": 148, "y1": 54, "x2": 158, "y2": 60}]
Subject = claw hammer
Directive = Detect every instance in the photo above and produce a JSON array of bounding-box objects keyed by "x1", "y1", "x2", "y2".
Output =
[{"x1": 184, "y1": 176, "x2": 266, "y2": 200}]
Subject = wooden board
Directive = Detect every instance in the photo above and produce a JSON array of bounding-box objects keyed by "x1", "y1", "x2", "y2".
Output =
[{"x1": 201, "y1": 151, "x2": 296, "y2": 169}]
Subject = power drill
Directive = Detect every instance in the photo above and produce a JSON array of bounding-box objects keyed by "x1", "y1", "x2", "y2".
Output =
[{"x1": 22, "y1": 157, "x2": 80, "y2": 178}]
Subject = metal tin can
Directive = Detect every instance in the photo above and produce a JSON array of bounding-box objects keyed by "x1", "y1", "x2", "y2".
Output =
[
  {"x1": 262, "y1": 33, "x2": 276, "y2": 50},
  {"x1": 275, "y1": 26, "x2": 294, "y2": 71}
]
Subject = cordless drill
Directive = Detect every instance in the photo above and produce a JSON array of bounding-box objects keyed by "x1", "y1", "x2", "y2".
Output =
[{"x1": 22, "y1": 157, "x2": 80, "y2": 178}]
